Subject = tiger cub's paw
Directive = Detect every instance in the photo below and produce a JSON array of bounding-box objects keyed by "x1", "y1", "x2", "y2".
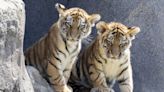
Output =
[
  {"x1": 56, "y1": 85, "x2": 72, "y2": 92},
  {"x1": 90, "y1": 87, "x2": 114, "y2": 92},
  {"x1": 63, "y1": 85, "x2": 73, "y2": 92}
]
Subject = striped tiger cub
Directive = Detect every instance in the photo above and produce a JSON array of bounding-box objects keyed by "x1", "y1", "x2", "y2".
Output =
[
  {"x1": 69, "y1": 21, "x2": 140, "y2": 92},
  {"x1": 24, "y1": 3, "x2": 101, "y2": 92}
]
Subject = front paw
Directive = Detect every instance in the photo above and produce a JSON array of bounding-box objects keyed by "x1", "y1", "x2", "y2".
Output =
[
  {"x1": 90, "y1": 87, "x2": 114, "y2": 92},
  {"x1": 64, "y1": 85, "x2": 72, "y2": 92},
  {"x1": 56, "y1": 85, "x2": 72, "y2": 92}
]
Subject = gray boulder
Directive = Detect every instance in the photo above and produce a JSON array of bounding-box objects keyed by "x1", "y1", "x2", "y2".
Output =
[
  {"x1": 26, "y1": 66, "x2": 53, "y2": 92},
  {"x1": 0, "y1": 0, "x2": 34, "y2": 92}
]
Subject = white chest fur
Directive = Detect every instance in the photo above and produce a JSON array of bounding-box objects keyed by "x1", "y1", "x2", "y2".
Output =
[
  {"x1": 66, "y1": 40, "x2": 81, "y2": 54},
  {"x1": 103, "y1": 51, "x2": 130, "y2": 80},
  {"x1": 103, "y1": 59, "x2": 122, "y2": 80},
  {"x1": 57, "y1": 40, "x2": 81, "y2": 69}
]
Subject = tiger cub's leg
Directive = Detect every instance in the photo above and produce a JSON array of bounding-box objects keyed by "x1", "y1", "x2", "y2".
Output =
[
  {"x1": 63, "y1": 59, "x2": 75, "y2": 83},
  {"x1": 89, "y1": 64, "x2": 113, "y2": 92},
  {"x1": 46, "y1": 60, "x2": 72, "y2": 92},
  {"x1": 117, "y1": 65, "x2": 133, "y2": 92},
  {"x1": 63, "y1": 66, "x2": 74, "y2": 91}
]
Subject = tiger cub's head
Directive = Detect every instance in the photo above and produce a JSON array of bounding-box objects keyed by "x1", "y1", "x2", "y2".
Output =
[
  {"x1": 96, "y1": 21, "x2": 140, "y2": 59},
  {"x1": 55, "y1": 3, "x2": 101, "y2": 41}
]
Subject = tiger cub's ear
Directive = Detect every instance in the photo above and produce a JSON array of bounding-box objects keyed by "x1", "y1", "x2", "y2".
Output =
[
  {"x1": 127, "y1": 27, "x2": 140, "y2": 40},
  {"x1": 55, "y1": 3, "x2": 66, "y2": 17},
  {"x1": 89, "y1": 14, "x2": 101, "y2": 27},
  {"x1": 96, "y1": 21, "x2": 107, "y2": 35}
]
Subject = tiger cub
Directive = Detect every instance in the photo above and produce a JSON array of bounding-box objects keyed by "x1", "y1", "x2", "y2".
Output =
[
  {"x1": 69, "y1": 21, "x2": 140, "y2": 92},
  {"x1": 24, "y1": 3, "x2": 101, "y2": 92}
]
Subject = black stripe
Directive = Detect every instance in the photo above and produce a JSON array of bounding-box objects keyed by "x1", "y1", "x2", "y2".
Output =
[
  {"x1": 46, "y1": 73, "x2": 52, "y2": 78},
  {"x1": 117, "y1": 66, "x2": 128, "y2": 77},
  {"x1": 88, "y1": 63, "x2": 103, "y2": 73},
  {"x1": 88, "y1": 71, "x2": 94, "y2": 75},
  {"x1": 56, "y1": 47, "x2": 67, "y2": 58},
  {"x1": 52, "y1": 53, "x2": 62, "y2": 63},
  {"x1": 49, "y1": 60, "x2": 60, "y2": 70},
  {"x1": 95, "y1": 67, "x2": 103, "y2": 73},
  {"x1": 97, "y1": 60, "x2": 103, "y2": 64},
  {"x1": 77, "y1": 34, "x2": 81, "y2": 39},
  {"x1": 88, "y1": 64, "x2": 94, "y2": 75},
  {"x1": 101, "y1": 80, "x2": 107, "y2": 88},
  {"x1": 54, "y1": 75, "x2": 61, "y2": 81},
  {"x1": 44, "y1": 73, "x2": 53, "y2": 84},
  {"x1": 57, "y1": 76, "x2": 63, "y2": 83},
  {"x1": 120, "y1": 59, "x2": 128, "y2": 67},
  {"x1": 119, "y1": 82, "x2": 129, "y2": 86},
  {"x1": 76, "y1": 60, "x2": 80, "y2": 78},
  {"x1": 88, "y1": 64, "x2": 97, "y2": 75},
  {"x1": 98, "y1": 51, "x2": 107, "y2": 64},
  {"x1": 118, "y1": 77, "x2": 129, "y2": 84},
  {"x1": 55, "y1": 57, "x2": 62, "y2": 63},
  {"x1": 93, "y1": 54, "x2": 103, "y2": 64},
  {"x1": 63, "y1": 69, "x2": 70, "y2": 72},
  {"x1": 64, "y1": 39, "x2": 69, "y2": 53},
  {"x1": 93, "y1": 73, "x2": 100, "y2": 82},
  {"x1": 88, "y1": 63, "x2": 94, "y2": 67},
  {"x1": 61, "y1": 33, "x2": 69, "y2": 53},
  {"x1": 49, "y1": 78, "x2": 64, "y2": 86},
  {"x1": 48, "y1": 74, "x2": 63, "y2": 86}
]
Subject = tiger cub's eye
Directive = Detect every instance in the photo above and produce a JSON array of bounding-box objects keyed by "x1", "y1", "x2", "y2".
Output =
[
  {"x1": 105, "y1": 39, "x2": 112, "y2": 46},
  {"x1": 107, "y1": 36, "x2": 114, "y2": 42},
  {"x1": 120, "y1": 40, "x2": 129, "y2": 47},
  {"x1": 120, "y1": 43, "x2": 125, "y2": 47},
  {"x1": 79, "y1": 23, "x2": 86, "y2": 30},
  {"x1": 111, "y1": 31, "x2": 117, "y2": 35}
]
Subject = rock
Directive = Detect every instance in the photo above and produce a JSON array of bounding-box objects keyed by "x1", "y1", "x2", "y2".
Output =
[
  {"x1": 0, "y1": 0, "x2": 34, "y2": 92},
  {"x1": 26, "y1": 66, "x2": 54, "y2": 92},
  {"x1": 24, "y1": 0, "x2": 164, "y2": 92}
]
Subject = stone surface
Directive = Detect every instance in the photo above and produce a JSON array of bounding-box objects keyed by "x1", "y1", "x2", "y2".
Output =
[
  {"x1": 26, "y1": 66, "x2": 53, "y2": 92},
  {"x1": 24, "y1": 0, "x2": 164, "y2": 92},
  {"x1": 0, "y1": 0, "x2": 34, "y2": 92}
]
